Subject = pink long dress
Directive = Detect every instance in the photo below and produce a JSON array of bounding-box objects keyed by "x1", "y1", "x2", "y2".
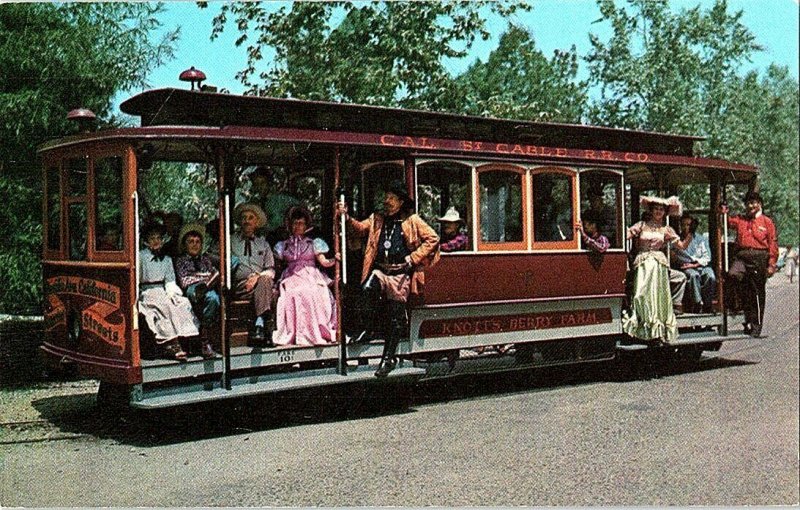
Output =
[{"x1": 273, "y1": 236, "x2": 337, "y2": 346}]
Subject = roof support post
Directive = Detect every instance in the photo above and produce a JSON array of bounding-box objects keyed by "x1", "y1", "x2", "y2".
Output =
[
  {"x1": 214, "y1": 144, "x2": 234, "y2": 390},
  {"x1": 333, "y1": 147, "x2": 347, "y2": 376}
]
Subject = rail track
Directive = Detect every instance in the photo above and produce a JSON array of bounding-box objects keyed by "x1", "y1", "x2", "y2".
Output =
[{"x1": 0, "y1": 419, "x2": 89, "y2": 445}]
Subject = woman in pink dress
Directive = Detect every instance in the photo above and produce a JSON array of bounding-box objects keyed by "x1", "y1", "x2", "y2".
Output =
[{"x1": 273, "y1": 206, "x2": 338, "y2": 346}]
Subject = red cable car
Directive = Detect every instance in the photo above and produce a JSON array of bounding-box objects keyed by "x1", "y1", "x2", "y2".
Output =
[{"x1": 39, "y1": 80, "x2": 758, "y2": 409}]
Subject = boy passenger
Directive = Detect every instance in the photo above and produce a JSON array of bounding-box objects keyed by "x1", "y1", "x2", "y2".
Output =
[
  {"x1": 576, "y1": 211, "x2": 609, "y2": 254},
  {"x1": 338, "y1": 181, "x2": 440, "y2": 377},
  {"x1": 174, "y1": 223, "x2": 219, "y2": 359},
  {"x1": 232, "y1": 203, "x2": 276, "y2": 345}
]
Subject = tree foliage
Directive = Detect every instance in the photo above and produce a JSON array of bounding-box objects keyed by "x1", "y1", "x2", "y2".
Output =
[
  {"x1": 586, "y1": 0, "x2": 797, "y2": 243},
  {"x1": 204, "y1": 1, "x2": 528, "y2": 110},
  {"x1": 585, "y1": 0, "x2": 761, "y2": 134},
  {"x1": 0, "y1": 3, "x2": 178, "y2": 314},
  {"x1": 454, "y1": 24, "x2": 587, "y2": 122}
]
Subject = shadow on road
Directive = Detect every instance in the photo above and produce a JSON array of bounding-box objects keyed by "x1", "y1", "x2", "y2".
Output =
[{"x1": 29, "y1": 353, "x2": 757, "y2": 447}]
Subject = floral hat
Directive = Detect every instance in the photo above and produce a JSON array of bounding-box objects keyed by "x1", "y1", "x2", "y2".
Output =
[{"x1": 640, "y1": 195, "x2": 683, "y2": 217}]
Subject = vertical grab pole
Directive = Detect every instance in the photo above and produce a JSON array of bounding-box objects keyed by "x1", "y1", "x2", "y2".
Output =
[
  {"x1": 133, "y1": 191, "x2": 140, "y2": 330},
  {"x1": 215, "y1": 146, "x2": 232, "y2": 390},
  {"x1": 333, "y1": 147, "x2": 347, "y2": 375},
  {"x1": 720, "y1": 180, "x2": 729, "y2": 336}
]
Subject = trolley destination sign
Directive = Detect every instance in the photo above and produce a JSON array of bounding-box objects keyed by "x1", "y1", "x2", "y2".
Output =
[
  {"x1": 419, "y1": 308, "x2": 614, "y2": 338},
  {"x1": 378, "y1": 134, "x2": 651, "y2": 163}
]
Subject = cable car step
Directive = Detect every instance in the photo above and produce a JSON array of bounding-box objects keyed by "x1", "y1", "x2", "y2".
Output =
[
  {"x1": 616, "y1": 332, "x2": 754, "y2": 351},
  {"x1": 131, "y1": 365, "x2": 425, "y2": 409}
]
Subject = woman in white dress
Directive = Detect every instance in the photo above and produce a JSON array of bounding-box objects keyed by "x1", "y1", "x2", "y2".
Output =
[
  {"x1": 138, "y1": 222, "x2": 199, "y2": 361},
  {"x1": 623, "y1": 196, "x2": 684, "y2": 343}
]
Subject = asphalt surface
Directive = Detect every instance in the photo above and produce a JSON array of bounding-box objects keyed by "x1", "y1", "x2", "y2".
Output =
[{"x1": 1, "y1": 279, "x2": 798, "y2": 506}]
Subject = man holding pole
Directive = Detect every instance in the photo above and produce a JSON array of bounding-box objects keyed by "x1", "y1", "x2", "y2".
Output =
[
  {"x1": 721, "y1": 191, "x2": 779, "y2": 338},
  {"x1": 337, "y1": 181, "x2": 440, "y2": 377}
]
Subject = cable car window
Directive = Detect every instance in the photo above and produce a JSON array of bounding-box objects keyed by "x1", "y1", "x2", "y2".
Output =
[
  {"x1": 46, "y1": 166, "x2": 61, "y2": 251},
  {"x1": 580, "y1": 171, "x2": 622, "y2": 248},
  {"x1": 67, "y1": 158, "x2": 87, "y2": 196},
  {"x1": 479, "y1": 169, "x2": 524, "y2": 245},
  {"x1": 533, "y1": 172, "x2": 574, "y2": 243},
  {"x1": 95, "y1": 156, "x2": 124, "y2": 251},
  {"x1": 68, "y1": 203, "x2": 87, "y2": 260},
  {"x1": 417, "y1": 161, "x2": 472, "y2": 252}
]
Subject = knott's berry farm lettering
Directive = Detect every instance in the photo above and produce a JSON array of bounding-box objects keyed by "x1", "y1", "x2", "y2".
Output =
[
  {"x1": 378, "y1": 135, "x2": 650, "y2": 163},
  {"x1": 419, "y1": 308, "x2": 613, "y2": 339}
]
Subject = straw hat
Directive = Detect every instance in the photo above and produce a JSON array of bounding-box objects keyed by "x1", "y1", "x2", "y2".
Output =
[
  {"x1": 640, "y1": 195, "x2": 683, "y2": 216},
  {"x1": 234, "y1": 202, "x2": 267, "y2": 228},
  {"x1": 436, "y1": 207, "x2": 465, "y2": 223},
  {"x1": 178, "y1": 222, "x2": 208, "y2": 253}
]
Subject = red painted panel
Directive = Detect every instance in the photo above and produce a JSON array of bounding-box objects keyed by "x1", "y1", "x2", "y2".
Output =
[
  {"x1": 42, "y1": 262, "x2": 138, "y2": 384},
  {"x1": 423, "y1": 252, "x2": 627, "y2": 305}
]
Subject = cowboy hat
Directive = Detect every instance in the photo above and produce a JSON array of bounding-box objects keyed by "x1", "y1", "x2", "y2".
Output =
[
  {"x1": 383, "y1": 180, "x2": 415, "y2": 211},
  {"x1": 640, "y1": 195, "x2": 683, "y2": 216},
  {"x1": 233, "y1": 202, "x2": 267, "y2": 228},
  {"x1": 436, "y1": 207, "x2": 465, "y2": 223},
  {"x1": 178, "y1": 222, "x2": 208, "y2": 253}
]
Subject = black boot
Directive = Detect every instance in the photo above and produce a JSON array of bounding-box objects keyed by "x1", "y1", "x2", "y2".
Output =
[
  {"x1": 375, "y1": 301, "x2": 406, "y2": 377},
  {"x1": 262, "y1": 314, "x2": 275, "y2": 347},
  {"x1": 352, "y1": 276, "x2": 381, "y2": 344}
]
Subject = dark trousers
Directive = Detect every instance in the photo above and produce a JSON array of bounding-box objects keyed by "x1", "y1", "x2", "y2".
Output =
[{"x1": 729, "y1": 249, "x2": 769, "y2": 326}]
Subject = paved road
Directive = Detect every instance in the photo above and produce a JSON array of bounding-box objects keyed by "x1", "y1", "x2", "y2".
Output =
[{"x1": 2, "y1": 280, "x2": 798, "y2": 506}]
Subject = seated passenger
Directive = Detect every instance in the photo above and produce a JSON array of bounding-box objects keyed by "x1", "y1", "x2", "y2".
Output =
[
  {"x1": 97, "y1": 222, "x2": 121, "y2": 251},
  {"x1": 622, "y1": 196, "x2": 685, "y2": 343},
  {"x1": 174, "y1": 223, "x2": 220, "y2": 359},
  {"x1": 273, "y1": 206, "x2": 338, "y2": 346},
  {"x1": 437, "y1": 207, "x2": 468, "y2": 252},
  {"x1": 153, "y1": 211, "x2": 184, "y2": 258},
  {"x1": 231, "y1": 203, "x2": 276, "y2": 346},
  {"x1": 576, "y1": 211, "x2": 609, "y2": 253},
  {"x1": 138, "y1": 222, "x2": 199, "y2": 362},
  {"x1": 673, "y1": 213, "x2": 716, "y2": 313}
]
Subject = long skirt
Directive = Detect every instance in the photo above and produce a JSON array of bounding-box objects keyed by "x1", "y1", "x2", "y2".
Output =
[
  {"x1": 622, "y1": 255, "x2": 677, "y2": 343},
  {"x1": 274, "y1": 268, "x2": 337, "y2": 347},
  {"x1": 139, "y1": 288, "x2": 200, "y2": 343}
]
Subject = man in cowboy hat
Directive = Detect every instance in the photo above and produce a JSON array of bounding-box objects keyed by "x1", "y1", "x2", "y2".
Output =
[
  {"x1": 338, "y1": 180, "x2": 440, "y2": 377},
  {"x1": 232, "y1": 202, "x2": 276, "y2": 345},
  {"x1": 174, "y1": 222, "x2": 220, "y2": 359},
  {"x1": 437, "y1": 206, "x2": 468, "y2": 252},
  {"x1": 721, "y1": 191, "x2": 779, "y2": 338}
]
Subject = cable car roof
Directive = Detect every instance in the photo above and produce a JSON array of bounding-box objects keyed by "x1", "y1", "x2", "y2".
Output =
[{"x1": 121, "y1": 88, "x2": 703, "y2": 157}]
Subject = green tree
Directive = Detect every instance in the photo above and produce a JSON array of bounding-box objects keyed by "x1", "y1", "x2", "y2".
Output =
[
  {"x1": 0, "y1": 3, "x2": 178, "y2": 314},
  {"x1": 585, "y1": 0, "x2": 797, "y2": 243},
  {"x1": 205, "y1": 1, "x2": 528, "y2": 110},
  {"x1": 454, "y1": 24, "x2": 586, "y2": 122},
  {"x1": 586, "y1": 0, "x2": 761, "y2": 133}
]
